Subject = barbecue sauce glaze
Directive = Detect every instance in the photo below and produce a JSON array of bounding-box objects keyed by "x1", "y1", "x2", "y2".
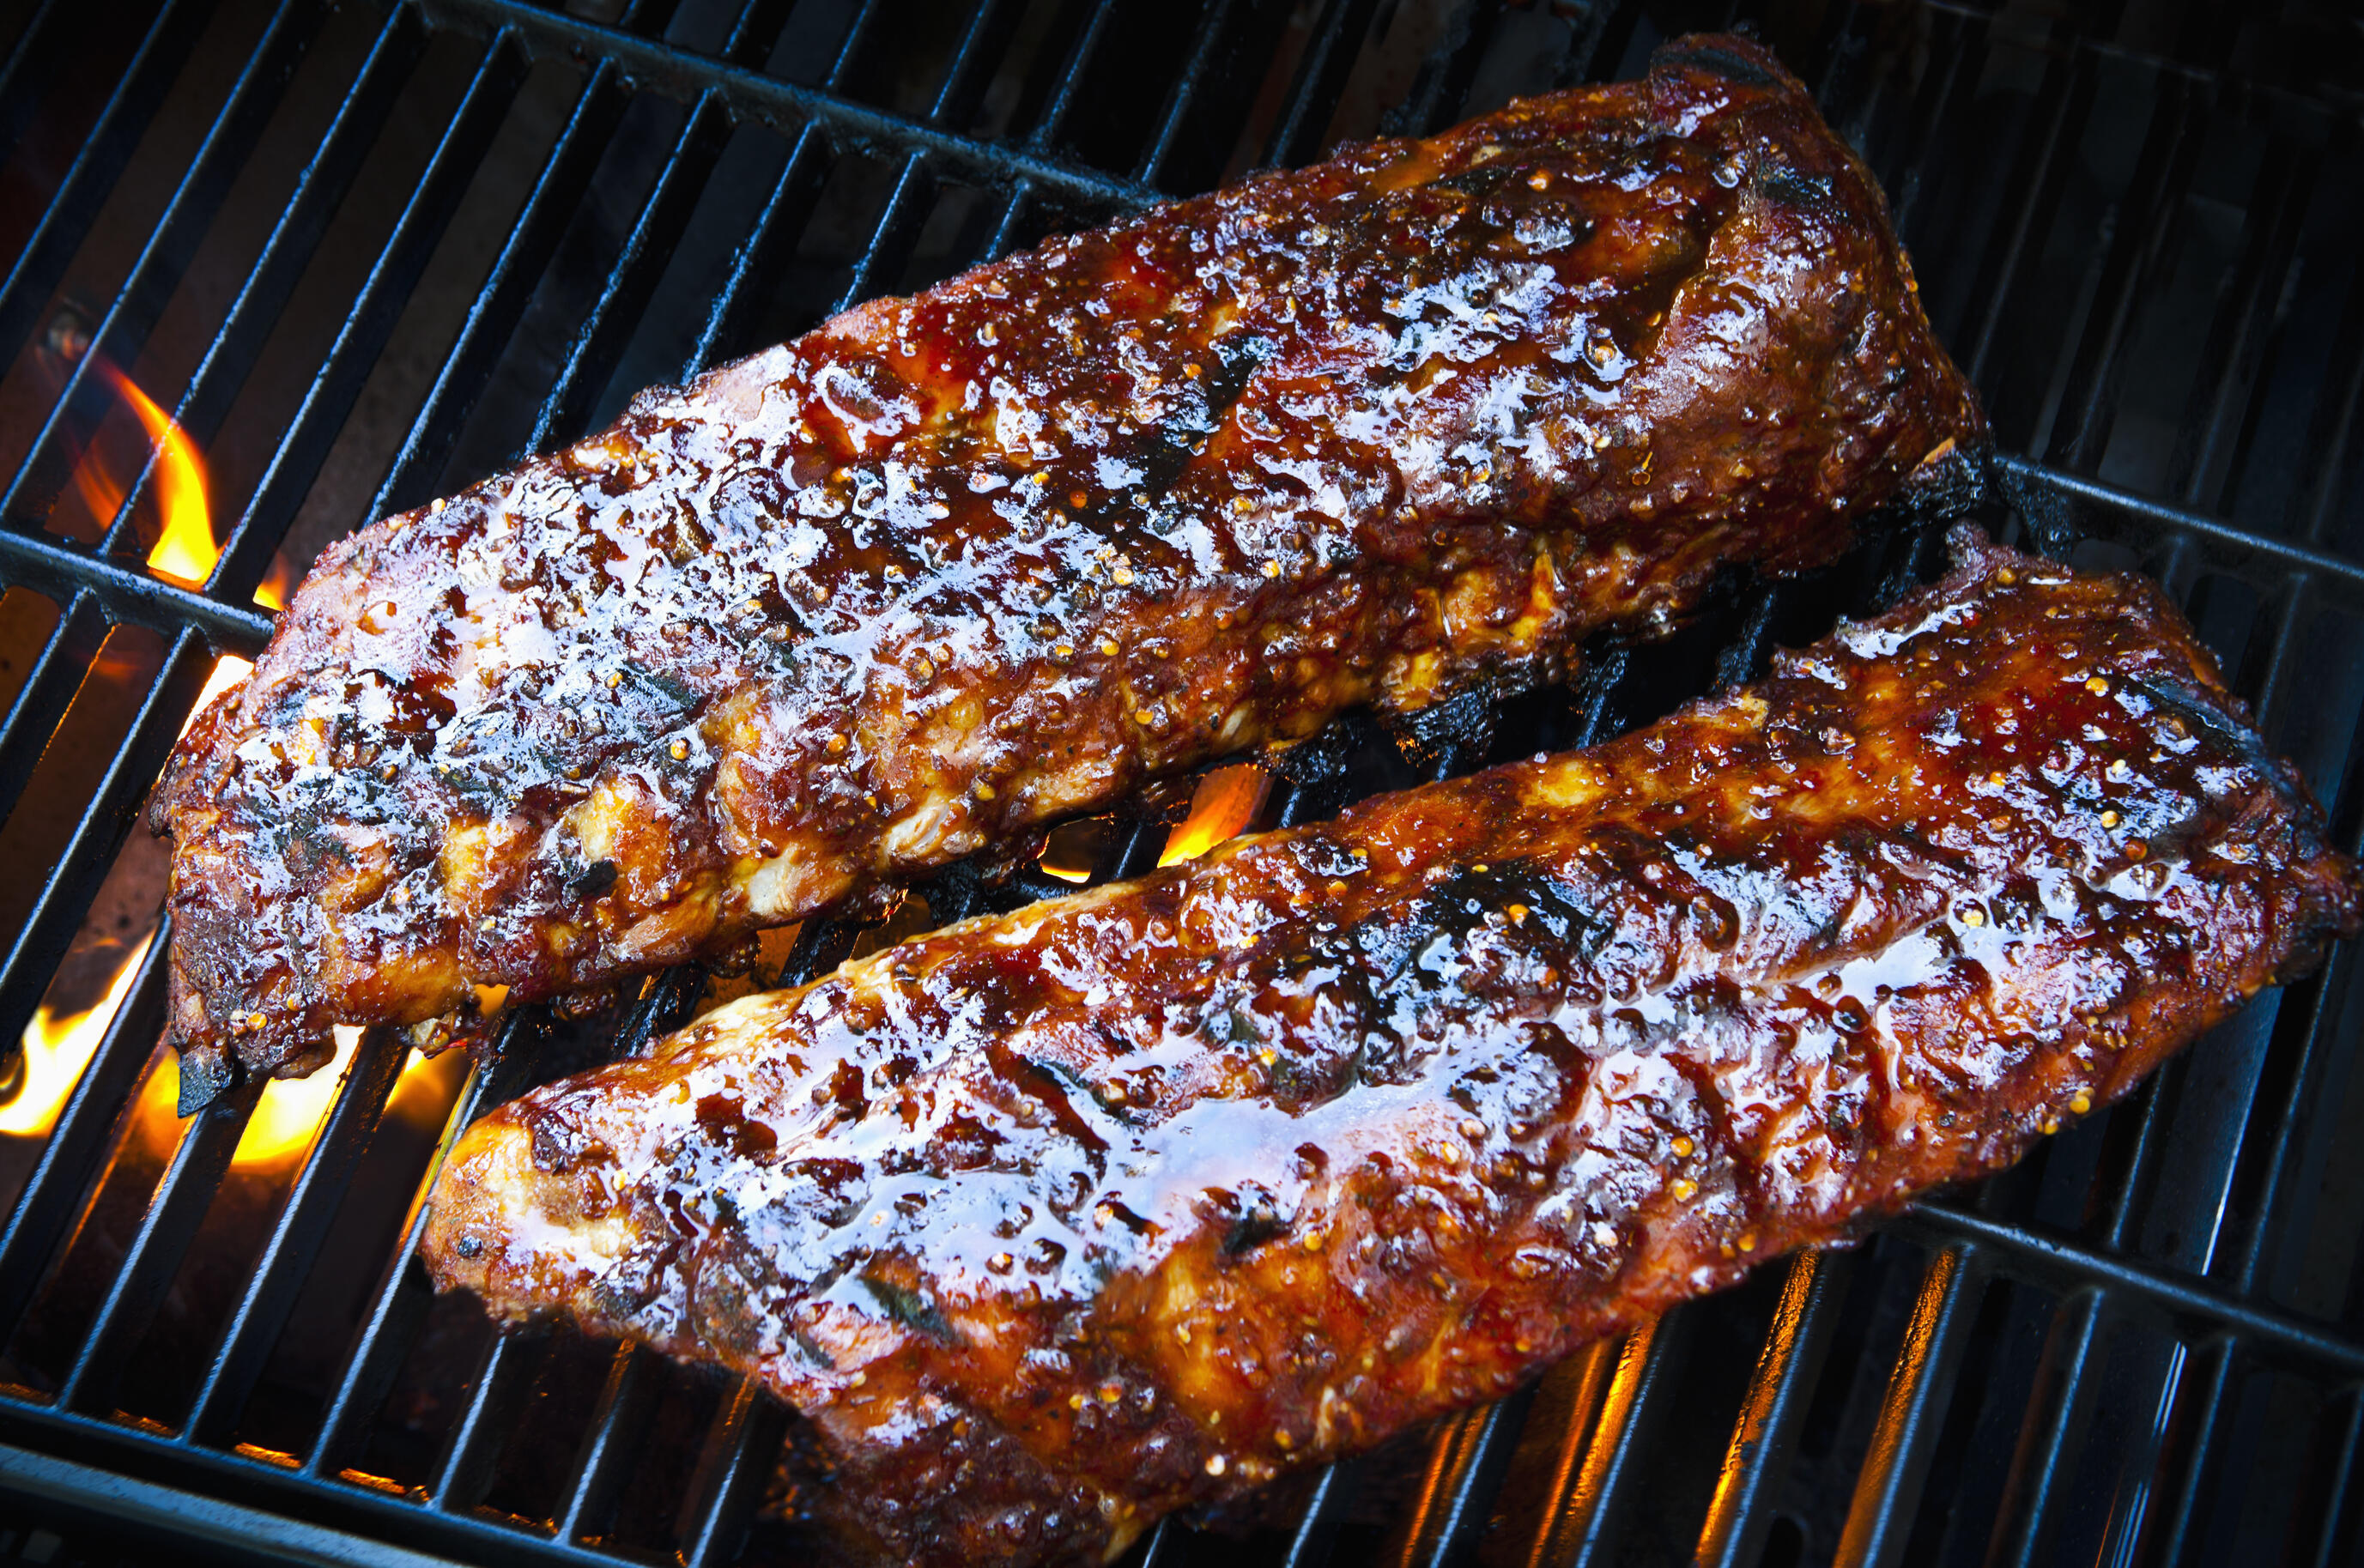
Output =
[
  {"x1": 153, "y1": 33, "x2": 1980, "y2": 1097},
  {"x1": 427, "y1": 532, "x2": 2360, "y2": 1565}
]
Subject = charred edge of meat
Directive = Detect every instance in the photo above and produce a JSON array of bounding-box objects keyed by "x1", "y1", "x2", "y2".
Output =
[
  {"x1": 155, "y1": 27, "x2": 1990, "y2": 1110},
  {"x1": 419, "y1": 530, "x2": 2360, "y2": 1568}
]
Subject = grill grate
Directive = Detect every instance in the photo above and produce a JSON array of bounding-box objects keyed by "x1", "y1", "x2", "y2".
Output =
[{"x1": 0, "y1": 2, "x2": 2361, "y2": 1565}]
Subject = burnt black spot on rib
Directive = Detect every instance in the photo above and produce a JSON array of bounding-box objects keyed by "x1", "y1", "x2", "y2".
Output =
[
  {"x1": 1021, "y1": 1055, "x2": 1136, "y2": 1129},
  {"x1": 176, "y1": 1042, "x2": 241, "y2": 1116},
  {"x1": 2131, "y1": 675, "x2": 2279, "y2": 784},
  {"x1": 861, "y1": 1272, "x2": 960, "y2": 1342},
  {"x1": 1665, "y1": 40, "x2": 1778, "y2": 87},
  {"x1": 1221, "y1": 1207, "x2": 1290, "y2": 1257},
  {"x1": 1756, "y1": 164, "x2": 1836, "y2": 206}
]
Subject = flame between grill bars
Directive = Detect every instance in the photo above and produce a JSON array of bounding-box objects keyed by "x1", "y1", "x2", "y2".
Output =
[{"x1": 0, "y1": 3, "x2": 2361, "y2": 1567}]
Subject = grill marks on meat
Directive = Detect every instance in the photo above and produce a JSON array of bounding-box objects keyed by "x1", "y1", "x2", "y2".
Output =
[
  {"x1": 424, "y1": 531, "x2": 2360, "y2": 1566},
  {"x1": 150, "y1": 33, "x2": 1981, "y2": 1094}
]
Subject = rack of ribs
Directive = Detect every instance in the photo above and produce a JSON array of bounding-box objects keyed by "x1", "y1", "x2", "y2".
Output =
[
  {"x1": 150, "y1": 31, "x2": 1983, "y2": 1100},
  {"x1": 424, "y1": 530, "x2": 2360, "y2": 1566}
]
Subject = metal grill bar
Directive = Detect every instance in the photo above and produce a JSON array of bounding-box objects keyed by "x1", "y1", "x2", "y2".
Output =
[
  {"x1": 0, "y1": 0, "x2": 73, "y2": 162},
  {"x1": 1028, "y1": 0, "x2": 1124, "y2": 164},
  {"x1": 0, "y1": 534, "x2": 274, "y2": 649},
  {"x1": 305, "y1": 1012, "x2": 541, "y2": 1480},
  {"x1": 1833, "y1": 1242, "x2": 1989, "y2": 1568},
  {"x1": 553, "y1": 1346, "x2": 658, "y2": 1545},
  {"x1": 1540, "y1": 1317, "x2": 1681, "y2": 1566},
  {"x1": 363, "y1": 2, "x2": 664, "y2": 524},
  {"x1": 1957, "y1": 48, "x2": 2094, "y2": 390},
  {"x1": 981, "y1": 0, "x2": 1165, "y2": 275},
  {"x1": 1412, "y1": 1389, "x2": 1533, "y2": 1567},
  {"x1": 0, "y1": 628, "x2": 211, "y2": 1052},
  {"x1": 679, "y1": 0, "x2": 888, "y2": 378},
  {"x1": 182, "y1": 1028, "x2": 414, "y2": 1445},
  {"x1": 520, "y1": 0, "x2": 797, "y2": 457},
  {"x1": 1692, "y1": 1249, "x2": 1852, "y2": 1568},
  {"x1": 54, "y1": 1079, "x2": 260, "y2": 1415},
  {"x1": 0, "y1": 0, "x2": 324, "y2": 536},
  {"x1": 2306, "y1": 1389, "x2": 2364, "y2": 1565},
  {"x1": 0, "y1": 0, "x2": 215, "y2": 384},
  {"x1": 2222, "y1": 964, "x2": 2355, "y2": 1297},
  {"x1": 1133, "y1": 0, "x2": 1240, "y2": 187},
  {"x1": 1, "y1": 4, "x2": 2362, "y2": 1565},
  {"x1": 1898, "y1": 1206, "x2": 2364, "y2": 1378},
  {"x1": 1866, "y1": 7, "x2": 1979, "y2": 239},
  {"x1": 1279, "y1": 1454, "x2": 1356, "y2": 1567},
  {"x1": 1995, "y1": 456, "x2": 2364, "y2": 599},
  {"x1": 425, "y1": 0, "x2": 1151, "y2": 210},
  {"x1": 2247, "y1": 579, "x2": 2314, "y2": 761},
  {"x1": 0, "y1": 594, "x2": 108, "y2": 830},
  {"x1": 2296, "y1": 250, "x2": 2364, "y2": 549},
  {"x1": 2140, "y1": 1336, "x2": 2238, "y2": 1566},
  {"x1": 1981, "y1": 1288, "x2": 2107, "y2": 1568},
  {"x1": 0, "y1": 928, "x2": 172, "y2": 1341},
  {"x1": 2040, "y1": 74, "x2": 2204, "y2": 472},
  {"x1": 428, "y1": 1323, "x2": 549, "y2": 1515},
  {"x1": 677, "y1": 1374, "x2": 790, "y2": 1568},
  {"x1": 524, "y1": 92, "x2": 736, "y2": 451},
  {"x1": 822, "y1": 0, "x2": 1030, "y2": 321},
  {"x1": 1503, "y1": 1337, "x2": 1621, "y2": 1566},
  {"x1": 1387, "y1": 0, "x2": 1505, "y2": 140},
  {"x1": 93, "y1": 3, "x2": 433, "y2": 560},
  {"x1": 2168, "y1": 137, "x2": 2314, "y2": 513},
  {"x1": 203, "y1": 30, "x2": 530, "y2": 603},
  {"x1": 1262, "y1": 0, "x2": 1381, "y2": 171}
]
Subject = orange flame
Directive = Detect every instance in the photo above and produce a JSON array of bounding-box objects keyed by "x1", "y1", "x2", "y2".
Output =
[
  {"x1": 1159, "y1": 764, "x2": 1271, "y2": 867},
  {"x1": 6, "y1": 367, "x2": 237, "y2": 1147},
  {"x1": 62, "y1": 358, "x2": 217, "y2": 583},
  {"x1": 228, "y1": 1030, "x2": 466, "y2": 1172},
  {"x1": 183, "y1": 654, "x2": 254, "y2": 741},
  {"x1": 3, "y1": 931, "x2": 154, "y2": 1138},
  {"x1": 6, "y1": 938, "x2": 457, "y2": 1166},
  {"x1": 67, "y1": 443, "x2": 127, "y2": 536},
  {"x1": 103, "y1": 363, "x2": 217, "y2": 585},
  {"x1": 252, "y1": 554, "x2": 293, "y2": 612},
  {"x1": 231, "y1": 1026, "x2": 357, "y2": 1170},
  {"x1": 1038, "y1": 853, "x2": 1091, "y2": 884},
  {"x1": 388, "y1": 1045, "x2": 469, "y2": 1132}
]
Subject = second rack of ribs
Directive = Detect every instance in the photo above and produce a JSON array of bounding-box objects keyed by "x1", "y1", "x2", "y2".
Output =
[
  {"x1": 151, "y1": 33, "x2": 1980, "y2": 1093},
  {"x1": 426, "y1": 532, "x2": 2359, "y2": 1566}
]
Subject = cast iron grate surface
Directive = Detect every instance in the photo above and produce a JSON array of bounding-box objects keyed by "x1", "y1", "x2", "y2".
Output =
[{"x1": 0, "y1": 2, "x2": 2360, "y2": 1565}]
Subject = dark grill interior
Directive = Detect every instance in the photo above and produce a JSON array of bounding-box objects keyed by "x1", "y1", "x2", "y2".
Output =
[{"x1": 0, "y1": 1, "x2": 2361, "y2": 1564}]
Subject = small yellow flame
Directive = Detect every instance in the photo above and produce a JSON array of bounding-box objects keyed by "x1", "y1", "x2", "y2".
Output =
[
  {"x1": 252, "y1": 556, "x2": 292, "y2": 611},
  {"x1": 232, "y1": 1026, "x2": 359, "y2": 1171},
  {"x1": 1036, "y1": 821, "x2": 1098, "y2": 884},
  {"x1": 387, "y1": 1045, "x2": 469, "y2": 1132},
  {"x1": 3, "y1": 931, "x2": 154, "y2": 1138},
  {"x1": 1159, "y1": 765, "x2": 1270, "y2": 867},
  {"x1": 86, "y1": 361, "x2": 215, "y2": 585},
  {"x1": 182, "y1": 654, "x2": 253, "y2": 741},
  {"x1": 227, "y1": 1032, "x2": 466, "y2": 1172}
]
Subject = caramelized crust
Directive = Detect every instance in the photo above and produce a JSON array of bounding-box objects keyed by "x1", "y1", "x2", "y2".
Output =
[
  {"x1": 150, "y1": 33, "x2": 1980, "y2": 1096},
  {"x1": 425, "y1": 531, "x2": 2359, "y2": 1565}
]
